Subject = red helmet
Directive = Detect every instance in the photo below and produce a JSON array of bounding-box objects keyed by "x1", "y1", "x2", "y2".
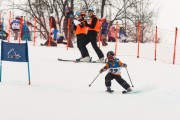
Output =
[{"x1": 80, "y1": 12, "x2": 86, "y2": 16}]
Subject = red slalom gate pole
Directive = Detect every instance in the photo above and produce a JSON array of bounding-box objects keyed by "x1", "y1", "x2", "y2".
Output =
[
  {"x1": 7, "y1": 11, "x2": 11, "y2": 42},
  {"x1": 48, "y1": 17, "x2": 52, "y2": 47},
  {"x1": 66, "y1": 18, "x2": 70, "y2": 50},
  {"x1": 154, "y1": 26, "x2": 158, "y2": 61},
  {"x1": 173, "y1": 27, "x2": 178, "y2": 64},
  {"x1": 137, "y1": 21, "x2": 141, "y2": 58},
  {"x1": 18, "y1": 17, "x2": 23, "y2": 44},
  {"x1": 115, "y1": 21, "x2": 118, "y2": 55}
]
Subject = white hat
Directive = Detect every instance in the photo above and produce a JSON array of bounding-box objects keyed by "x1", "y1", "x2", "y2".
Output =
[{"x1": 88, "y1": 6, "x2": 95, "y2": 11}]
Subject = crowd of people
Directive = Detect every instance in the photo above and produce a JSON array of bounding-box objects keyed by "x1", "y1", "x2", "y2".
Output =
[
  {"x1": 0, "y1": 16, "x2": 32, "y2": 41},
  {"x1": 0, "y1": 6, "x2": 127, "y2": 47}
]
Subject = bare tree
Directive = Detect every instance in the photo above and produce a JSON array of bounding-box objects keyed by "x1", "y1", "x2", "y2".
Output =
[
  {"x1": 7, "y1": 0, "x2": 70, "y2": 39},
  {"x1": 130, "y1": 0, "x2": 159, "y2": 42},
  {"x1": 105, "y1": 0, "x2": 158, "y2": 43},
  {"x1": 6, "y1": 0, "x2": 158, "y2": 42},
  {"x1": 101, "y1": 0, "x2": 106, "y2": 18}
]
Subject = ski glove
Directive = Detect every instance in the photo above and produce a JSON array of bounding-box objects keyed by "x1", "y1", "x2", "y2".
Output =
[
  {"x1": 80, "y1": 22, "x2": 85, "y2": 26},
  {"x1": 100, "y1": 69, "x2": 105, "y2": 73},
  {"x1": 84, "y1": 21, "x2": 88, "y2": 26},
  {"x1": 122, "y1": 63, "x2": 127, "y2": 67}
]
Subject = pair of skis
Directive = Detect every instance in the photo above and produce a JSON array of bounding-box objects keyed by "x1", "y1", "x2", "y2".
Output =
[
  {"x1": 106, "y1": 90, "x2": 133, "y2": 94},
  {"x1": 57, "y1": 58, "x2": 105, "y2": 64}
]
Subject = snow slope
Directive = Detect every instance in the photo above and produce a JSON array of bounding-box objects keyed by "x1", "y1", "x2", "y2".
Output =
[{"x1": 0, "y1": 40, "x2": 180, "y2": 120}]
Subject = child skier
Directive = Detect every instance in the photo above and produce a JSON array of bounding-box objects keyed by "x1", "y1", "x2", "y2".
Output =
[{"x1": 99, "y1": 51, "x2": 132, "y2": 93}]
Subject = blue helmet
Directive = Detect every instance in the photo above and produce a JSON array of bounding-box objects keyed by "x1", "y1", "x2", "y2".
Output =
[{"x1": 76, "y1": 11, "x2": 81, "y2": 16}]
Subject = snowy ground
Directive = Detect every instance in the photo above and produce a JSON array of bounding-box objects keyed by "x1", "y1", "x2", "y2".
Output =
[{"x1": 0, "y1": 40, "x2": 180, "y2": 120}]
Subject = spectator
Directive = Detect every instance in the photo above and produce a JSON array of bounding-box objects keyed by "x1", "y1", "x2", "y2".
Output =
[
  {"x1": 52, "y1": 28, "x2": 59, "y2": 41},
  {"x1": 0, "y1": 22, "x2": 8, "y2": 40},
  {"x1": 10, "y1": 16, "x2": 21, "y2": 40},
  {"x1": 56, "y1": 32, "x2": 67, "y2": 44},
  {"x1": 22, "y1": 21, "x2": 32, "y2": 41},
  {"x1": 63, "y1": 6, "x2": 74, "y2": 48},
  {"x1": 100, "y1": 18, "x2": 108, "y2": 46},
  {"x1": 119, "y1": 27, "x2": 127, "y2": 43},
  {"x1": 40, "y1": 28, "x2": 57, "y2": 47},
  {"x1": 41, "y1": 16, "x2": 58, "y2": 47},
  {"x1": 49, "y1": 16, "x2": 57, "y2": 29},
  {"x1": 108, "y1": 26, "x2": 116, "y2": 42}
]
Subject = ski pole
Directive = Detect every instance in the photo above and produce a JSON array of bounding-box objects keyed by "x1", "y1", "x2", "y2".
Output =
[
  {"x1": 89, "y1": 73, "x2": 101, "y2": 87},
  {"x1": 125, "y1": 67, "x2": 134, "y2": 87}
]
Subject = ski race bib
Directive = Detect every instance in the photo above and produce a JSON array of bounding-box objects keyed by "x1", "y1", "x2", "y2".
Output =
[{"x1": 108, "y1": 67, "x2": 121, "y2": 74}]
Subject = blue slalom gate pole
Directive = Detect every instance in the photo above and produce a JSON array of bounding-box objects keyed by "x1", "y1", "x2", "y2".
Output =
[
  {"x1": 0, "y1": 18, "x2": 4, "y2": 82},
  {"x1": 0, "y1": 60, "x2": 2, "y2": 82},
  {"x1": 26, "y1": 38, "x2": 31, "y2": 85}
]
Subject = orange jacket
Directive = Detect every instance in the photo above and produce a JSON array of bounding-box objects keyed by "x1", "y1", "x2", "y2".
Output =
[
  {"x1": 88, "y1": 16, "x2": 100, "y2": 32},
  {"x1": 75, "y1": 20, "x2": 87, "y2": 35}
]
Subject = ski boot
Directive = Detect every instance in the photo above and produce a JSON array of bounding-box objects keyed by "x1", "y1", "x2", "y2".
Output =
[{"x1": 106, "y1": 88, "x2": 114, "y2": 93}]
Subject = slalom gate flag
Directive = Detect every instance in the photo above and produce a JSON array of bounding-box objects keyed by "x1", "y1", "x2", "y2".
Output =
[
  {"x1": 1, "y1": 41, "x2": 29, "y2": 62},
  {"x1": 0, "y1": 40, "x2": 31, "y2": 85}
]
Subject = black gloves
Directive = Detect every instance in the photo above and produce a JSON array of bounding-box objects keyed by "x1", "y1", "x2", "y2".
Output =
[
  {"x1": 122, "y1": 63, "x2": 127, "y2": 67},
  {"x1": 84, "y1": 21, "x2": 88, "y2": 26},
  {"x1": 100, "y1": 69, "x2": 105, "y2": 73},
  {"x1": 80, "y1": 22, "x2": 85, "y2": 26}
]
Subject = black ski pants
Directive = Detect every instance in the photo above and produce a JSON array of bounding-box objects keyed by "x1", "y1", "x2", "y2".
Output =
[
  {"x1": 81, "y1": 31, "x2": 104, "y2": 59},
  {"x1": 105, "y1": 73, "x2": 130, "y2": 90},
  {"x1": 77, "y1": 34, "x2": 87, "y2": 58}
]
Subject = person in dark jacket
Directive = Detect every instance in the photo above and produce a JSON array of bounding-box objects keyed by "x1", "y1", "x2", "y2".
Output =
[
  {"x1": 22, "y1": 21, "x2": 32, "y2": 41},
  {"x1": 40, "y1": 28, "x2": 57, "y2": 47},
  {"x1": 49, "y1": 16, "x2": 57, "y2": 29},
  {"x1": 80, "y1": 7, "x2": 105, "y2": 62},
  {"x1": 100, "y1": 18, "x2": 108, "y2": 46},
  {"x1": 41, "y1": 16, "x2": 58, "y2": 47},
  {"x1": 63, "y1": 7, "x2": 74, "y2": 48},
  {"x1": 0, "y1": 22, "x2": 9, "y2": 40}
]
